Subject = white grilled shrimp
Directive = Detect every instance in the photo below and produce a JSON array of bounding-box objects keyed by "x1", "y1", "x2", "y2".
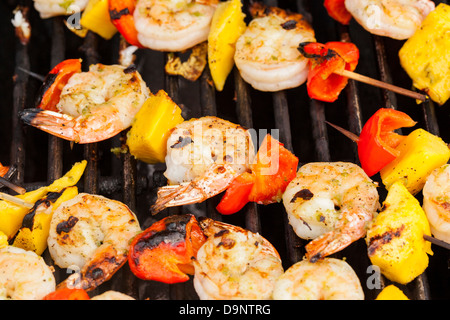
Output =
[
  {"x1": 33, "y1": 0, "x2": 89, "y2": 19},
  {"x1": 151, "y1": 116, "x2": 255, "y2": 214},
  {"x1": 47, "y1": 193, "x2": 141, "y2": 291},
  {"x1": 422, "y1": 164, "x2": 450, "y2": 243},
  {"x1": 272, "y1": 258, "x2": 364, "y2": 300},
  {"x1": 345, "y1": 0, "x2": 435, "y2": 40},
  {"x1": 234, "y1": 3, "x2": 315, "y2": 92},
  {"x1": 282, "y1": 162, "x2": 379, "y2": 262},
  {"x1": 134, "y1": 0, "x2": 218, "y2": 52},
  {"x1": 21, "y1": 64, "x2": 150, "y2": 143},
  {"x1": 193, "y1": 217, "x2": 284, "y2": 300},
  {"x1": 0, "y1": 246, "x2": 56, "y2": 300},
  {"x1": 90, "y1": 290, "x2": 135, "y2": 300}
]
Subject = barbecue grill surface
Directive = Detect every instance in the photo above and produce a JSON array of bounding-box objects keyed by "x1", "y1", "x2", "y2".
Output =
[{"x1": 1, "y1": 0, "x2": 449, "y2": 300}]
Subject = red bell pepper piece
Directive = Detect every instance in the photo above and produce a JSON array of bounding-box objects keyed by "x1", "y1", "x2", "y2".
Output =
[
  {"x1": 358, "y1": 108, "x2": 416, "y2": 177},
  {"x1": 42, "y1": 288, "x2": 90, "y2": 300},
  {"x1": 128, "y1": 214, "x2": 206, "y2": 284},
  {"x1": 216, "y1": 134, "x2": 299, "y2": 214},
  {"x1": 108, "y1": 0, "x2": 143, "y2": 48},
  {"x1": 0, "y1": 163, "x2": 9, "y2": 177},
  {"x1": 35, "y1": 59, "x2": 82, "y2": 112},
  {"x1": 299, "y1": 41, "x2": 359, "y2": 102},
  {"x1": 324, "y1": 0, "x2": 352, "y2": 25}
]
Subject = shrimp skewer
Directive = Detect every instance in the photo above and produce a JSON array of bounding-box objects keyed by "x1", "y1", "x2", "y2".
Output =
[
  {"x1": 422, "y1": 164, "x2": 450, "y2": 243},
  {"x1": 193, "y1": 217, "x2": 284, "y2": 300},
  {"x1": 282, "y1": 162, "x2": 380, "y2": 262},
  {"x1": 234, "y1": 3, "x2": 316, "y2": 92},
  {"x1": 151, "y1": 116, "x2": 255, "y2": 214},
  {"x1": 20, "y1": 63, "x2": 150, "y2": 144},
  {"x1": 47, "y1": 193, "x2": 141, "y2": 291},
  {"x1": 344, "y1": 0, "x2": 435, "y2": 40},
  {"x1": 0, "y1": 246, "x2": 56, "y2": 300},
  {"x1": 272, "y1": 258, "x2": 364, "y2": 300}
]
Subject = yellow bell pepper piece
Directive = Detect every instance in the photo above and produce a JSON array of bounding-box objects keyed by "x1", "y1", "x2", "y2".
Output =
[
  {"x1": 80, "y1": 0, "x2": 118, "y2": 40},
  {"x1": 380, "y1": 128, "x2": 450, "y2": 195},
  {"x1": 0, "y1": 231, "x2": 7, "y2": 249},
  {"x1": 375, "y1": 285, "x2": 409, "y2": 300},
  {"x1": 12, "y1": 186, "x2": 79, "y2": 255},
  {"x1": 208, "y1": 0, "x2": 246, "y2": 91},
  {"x1": 366, "y1": 181, "x2": 433, "y2": 285},
  {"x1": 127, "y1": 90, "x2": 184, "y2": 164},
  {"x1": 0, "y1": 160, "x2": 87, "y2": 239}
]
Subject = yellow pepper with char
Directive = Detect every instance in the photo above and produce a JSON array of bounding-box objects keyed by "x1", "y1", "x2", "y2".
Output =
[
  {"x1": 375, "y1": 285, "x2": 409, "y2": 300},
  {"x1": 380, "y1": 128, "x2": 450, "y2": 195},
  {"x1": 80, "y1": 0, "x2": 118, "y2": 40},
  {"x1": 366, "y1": 181, "x2": 433, "y2": 285}
]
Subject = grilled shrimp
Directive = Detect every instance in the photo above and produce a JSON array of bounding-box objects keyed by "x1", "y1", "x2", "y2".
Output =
[
  {"x1": 33, "y1": 0, "x2": 88, "y2": 19},
  {"x1": 0, "y1": 246, "x2": 56, "y2": 300},
  {"x1": 20, "y1": 64, "x2": 150, "y2": 143},
  {"x1": 47, "y1": 193, "x2": 141, "y2": 291},
  {"x1": 234, "y1": 3, "x2": 315, "y2": 92},
  {"x1": 151, "y1": 116, "x2": 255, "y2": 214},
  {"x1": 282, "y1": 162, "x2": 380, "y2": 262},
  {"x1": 272, "y1": 258, "x2": 364, "y2": 300},
  {"x1": 193, "y1": 217, "x2": 284, "y2": 300},
  {"x1": 134, "y1": 0, "x2": 218, "y2": 52},
  {"x1": 91, "y1": 290, "x2": 135, "y2": 300},
  {"x1": 345, "y1": 0, "x2": 435, "y2": 40},
  {"x1": 423, "y1": 164, "x2": 450, "y2": 243}
]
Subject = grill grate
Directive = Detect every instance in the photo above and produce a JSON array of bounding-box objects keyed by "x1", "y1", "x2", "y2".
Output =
[{"x1": 2, "y1": 0, "x2": 449, "y2": 300}]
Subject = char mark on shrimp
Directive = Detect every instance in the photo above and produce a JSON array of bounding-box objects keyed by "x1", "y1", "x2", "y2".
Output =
[{"x1": 56, "y1": 216, "x2": 79, "y2": 234}]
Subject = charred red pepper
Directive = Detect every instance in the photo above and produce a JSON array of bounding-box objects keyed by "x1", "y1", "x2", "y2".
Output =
[
  {"x1": 324, "y1": 0, "x2": 352, "y2": 25},
  {"x1": 42, "y1": 288, "x2": 90, "y2": 300},
  {"x1": 0, "y1": 163, "x2": 9, "y2": 177},
  {"x1": 216, "y1": 134, "x2": 299, "y2": 214},
  {"x1": 35, "y1": 59, "x2": 82, "y2": 112},
  {"x1": 358, "y1": 108, "x2": 416, "y2": 177},
  {"x1": 298, "y1": 41, "x2": 359, "y2": 102},
  {"x1": 108, "y1": 0, "x2": 143, "y2": 48},
  {"x1": 128, "y1": 214, "x2": 206, "y2": 284}
]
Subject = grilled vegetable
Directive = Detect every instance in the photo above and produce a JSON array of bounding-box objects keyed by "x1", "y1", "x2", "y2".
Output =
[
  {"x1": 43, "y1": 288, "x2": 90, "y2": 300},
  {"x1": 358, "y1": 108, "x2": 416, "y2": 177},
  {"x1": 0, "y1": 163, "x2": 9, "y2": 177},
  {"x1": 108, "y1": 0, "x2": 143, "y2": 48},
  {"x1": 80, "y1": 0, "x2": 118, "y2": 40},
  {"x1": 366, "y1": 181, "x2": 433, "y2": 285},
  {"x1": 380, "y1": 128, "x2": 450, "y2": 195},
  {"x1": 127, "y1": 90, "x2": 184, "y2": 164},
  {"x1": 399, "y1": 3, "x2": 450, "y2": 105},
  {"x1": 208, "y1": 0, "x2": 246, "y2": 91},
  {"x1": 12, "y1": 186, "x2": 78, "y2": 255},
  {"x1": 215, "y1": 171, "x2": 254, "y2": 215},
  {"x1": 0, "y1": 232, "x2": 7, "y2": 249},
  {"x1": 375, "y1": 285, "x2": 409, "y2": 300},
  {"x1": 128, "y1": 214, "x2": 207, "y2": 284},
  {"x1": 0, "y1": 160, "x2": 86, "y2": 239},
  {"x1": 324, "y1": 0, "x2": 352, "y2": 25}
]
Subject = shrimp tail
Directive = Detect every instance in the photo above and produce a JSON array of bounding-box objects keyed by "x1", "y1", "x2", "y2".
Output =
[{"x1": 151, "y1": 164, "x2": 238, "y2": 215}]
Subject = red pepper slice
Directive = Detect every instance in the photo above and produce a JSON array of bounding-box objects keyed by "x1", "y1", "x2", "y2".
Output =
[
  {"x1": 35, "y1": 59, "x2": 82, "y2": 112},
  {"x1": 0, "y1": 163, "x2": 9, "y2": 177},
  {"x1": 216, "y1": 171, "x2": 255, "y2": 215},
  {"x1": 358, "y1": 108, "x2": 416, "y2": 177},
  {"x1": 108, "y1": 0, "x2": 143, "y2": 48},
  {"x1": 128, "y1": 214, "x2": 206, "y2": 284},
  {"x1": 216, "y1": 134, "x2": 299, "y2": 214},
  {"x1": 42, "y1": 288, "x2": 90, "y2": 300},
  {"x1": 299, "y1": 41, "x2": 359, "y2": 102},
  {"x1": 324, "y1": 0, "x2": 352, "y2": 25}
]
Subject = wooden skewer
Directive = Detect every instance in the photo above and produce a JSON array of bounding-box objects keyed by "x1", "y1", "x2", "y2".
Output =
[
  {"x1": 0, "y1": 176, "x2": 26, "y2": 195},
  {"x1": 423, "y1": 235, "x2": 450, "y2": 250},
  {"x1": 0, "y1": 192, "x2": 34, "y2": 209},
  {"x1": 335, "y1": 69, "x2": 429, "y2": 102}
]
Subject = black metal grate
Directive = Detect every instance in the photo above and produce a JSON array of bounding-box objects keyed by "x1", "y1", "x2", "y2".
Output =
[{"x1": 1, "y1": 0, "x2": 449, "y2": 300}]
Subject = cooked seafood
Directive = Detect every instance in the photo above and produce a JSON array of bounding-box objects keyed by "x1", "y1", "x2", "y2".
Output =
[
  {"x1": 234, "y1": 3, "x2": 315, "y2": 91},
  {"x1": 151, "y1": 116, "x2": 255, "y2": 214},
  {"x1": 282, "y1": 162, "x2": 379, "y2": 261},
  {"x1": 0, "y1": 246, "x2": 56, "y2": 300},
  {"x1": 47, "y1": 193, "x2": 141, "y2": 291},
  {"x1": 344, "y1": 0, "x2": 435, "y2": 40},
  {"x1": 20, "y1": 63, "x2": 150, "y2": 143},
  {"x1": 90, "y1": 290, "x2": 135, "y2": 300},
  {"x1": 422, "y1": 164, "x2": 450, "y2": 243},
  {"x1": 134, "y1": 0, "x2": 218, "y2": 51},
  {"x1": 272, "y1": 258, "x2": 364, "y2": 300},
  {"x1": 33, "y1": 0, "x2": 88, "y2": 19},
  {"x1": 193, "y1": 217, "x2": 284, "y2": 300}
]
